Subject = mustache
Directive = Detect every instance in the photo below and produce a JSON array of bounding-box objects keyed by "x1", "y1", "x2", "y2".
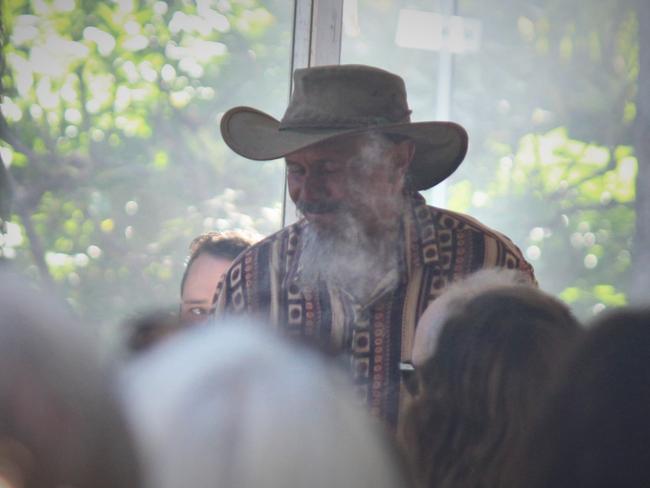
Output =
[{"x1": 297, "y1": 200, "x2": 344, "y2": 214}]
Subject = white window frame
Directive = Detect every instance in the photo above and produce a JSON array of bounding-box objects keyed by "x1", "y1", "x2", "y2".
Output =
[{"x1": 282, "y1": 0, "x2": 344, "y2": 226}]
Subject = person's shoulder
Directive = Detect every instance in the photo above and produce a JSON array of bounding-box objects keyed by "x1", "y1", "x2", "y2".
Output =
[
  {"x1": 427, "y1": 205, "x2": 535, "y2": 275},
  {"x1": 216, "y1": 221, "x2": 305, "y2": 303},
  {"x1": 427, "y1": 205, "x2": 514, "y2": 244},
  {"x1": 228, "y1": 219, "x2": 306, "y2": 265}
]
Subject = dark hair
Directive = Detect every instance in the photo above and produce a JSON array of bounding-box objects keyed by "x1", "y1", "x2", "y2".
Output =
[
  {"x1": 504, "y1": 307, "x2": 650, "y2": 488},
  {"x1": 125, "y1": 307, "x2": 181, "y2": 354},
  {"x1": 180, "y1": 231, "x2": 255, "y2": 295},
  {"x1": 401, "y1": 285, "x2": 581, "y2": 488}
]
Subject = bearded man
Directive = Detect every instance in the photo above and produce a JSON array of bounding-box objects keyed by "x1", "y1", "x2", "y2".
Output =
[{"x1": 214, "y1": 65, "x2": 535, "y2": 428}]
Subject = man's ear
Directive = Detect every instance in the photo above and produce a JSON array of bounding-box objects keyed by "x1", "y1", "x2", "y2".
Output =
[{"x1": 393, "y1": 139, "x2": 416, "y2": 176}]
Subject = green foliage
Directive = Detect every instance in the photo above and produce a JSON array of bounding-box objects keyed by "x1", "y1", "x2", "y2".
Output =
[
  {"x1": 451, "y1": 0, "x2": 640, "y2": 319},
  {"x1": 1, "y1": 0, "x2": 291, "y2": 324},
  {"x1": 447, "y1": 127, "x2": 635, "y2": 318},
  {"x1": 343, "y1": 0, "x2": 639, "y2": 319},
  {"x1": 1, "y1": 0, "x2": 642, "y2": 324}
]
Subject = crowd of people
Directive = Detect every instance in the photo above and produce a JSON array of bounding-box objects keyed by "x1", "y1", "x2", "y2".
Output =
[
  {"x1": 1, "y1": 263, "x2": 648, "y2": 488},
  {"x1": 0, "y1": 63, "x2": 648, "y2": 487}
]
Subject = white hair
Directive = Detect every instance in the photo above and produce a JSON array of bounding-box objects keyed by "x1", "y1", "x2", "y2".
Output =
[
  {"x1": 412, "y1": 268, "x2": 534, "y2": 365},
  {"x1": 121, "y1": 319, "x2": 410, "y2": 488}
]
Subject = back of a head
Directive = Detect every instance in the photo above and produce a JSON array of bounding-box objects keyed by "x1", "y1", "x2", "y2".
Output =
[
  {"x1": 403, "y1": 285, "x2": 581, "y2": 488},
  {"x1": 0, "y1": 270, "x2": 140, "y2": 488},
  {"x1": 122, "y1": 320, "x2": 411, "y2": 488},
  {"x1": 124, "y1": 306, "x2": 181, "y2": 355},
  {"x1": 506, "y1": 307, "x2": 650, "y2": 488},
  {"x1": 412, "y1": 268, "x2": 534, "y2": 366}
]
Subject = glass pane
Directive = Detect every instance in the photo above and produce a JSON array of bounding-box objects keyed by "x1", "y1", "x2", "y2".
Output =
[
  {"x1": 342, "y1": 0, "x2": 638, "y2": 318},
  {"x1": 2, "y1": 0, "x2": 294, "y2": 326}
]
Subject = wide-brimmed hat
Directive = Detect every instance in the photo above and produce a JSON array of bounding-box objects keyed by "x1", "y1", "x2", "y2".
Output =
[{"x1": 220, "y1": 64, "x2": 468, "y2": 191}]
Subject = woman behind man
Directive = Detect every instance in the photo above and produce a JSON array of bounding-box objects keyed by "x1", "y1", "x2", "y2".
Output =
[
  {"x1": 401, "y1": 270, "x2": 581, "y2": 488},
  {"x1": 180, "y1": 230, "x2": 256, "y2": 324},
  {"x1": 124, "y1": 230, "x2": 257, "y2": 356}
]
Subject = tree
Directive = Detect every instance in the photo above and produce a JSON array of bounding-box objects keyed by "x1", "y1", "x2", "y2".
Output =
[
  {"x1": 630, "y1": 0, "x2": 649, "y2": 303},
  {"x1": 343, "y1": 0, "x2": 639, "y2": 318},
  {"x1": 1, "y1": 0, "x2": 293, "y2": 325},
  {"x1": 2, "y1": 0, "x2": 642, "y2": 324},
  {"x1": 1, "y1": 0, "x2": 11, "y2": 237}
]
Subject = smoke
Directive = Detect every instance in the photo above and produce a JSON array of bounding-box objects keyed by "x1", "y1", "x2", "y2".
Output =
[{"x1": 298, "y1": 214, "x2": 400, "y2": 303}]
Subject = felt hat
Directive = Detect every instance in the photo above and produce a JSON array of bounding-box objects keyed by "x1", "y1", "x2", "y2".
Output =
[{"x1": 220, "y1": 64, "x2": 468, "y2": 191}]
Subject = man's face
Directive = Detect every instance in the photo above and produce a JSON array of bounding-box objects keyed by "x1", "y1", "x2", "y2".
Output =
[
  {"x1": 285, "y1": 133, "x2": 414, "y2": 235},
  {"x1": 180, "y1": 253, "x2": 232, "y2": 324}
]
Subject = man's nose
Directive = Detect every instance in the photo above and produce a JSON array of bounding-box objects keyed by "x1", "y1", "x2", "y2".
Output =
[{"x1": 302, "y1": 172, "x2": 328, "y2": 201}]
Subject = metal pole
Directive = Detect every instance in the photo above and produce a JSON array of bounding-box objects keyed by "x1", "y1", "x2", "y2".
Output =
[
  {"x1": 282, "y1": 0, "x2": 313, "y2": 228},
  {"x1": 310, "y1": 0, "x2": 344, "y2": 66},
  {"x1": 429, "y1": 0, "x2": 458, "y2": 208},
  {"x1": 282, "y1": 0, "x2": 344, "y2": 227}
]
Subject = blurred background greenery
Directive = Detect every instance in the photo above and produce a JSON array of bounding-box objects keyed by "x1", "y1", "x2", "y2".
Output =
[{"x1": 0, "y1": 0, "x2": 647, "y2": 328}]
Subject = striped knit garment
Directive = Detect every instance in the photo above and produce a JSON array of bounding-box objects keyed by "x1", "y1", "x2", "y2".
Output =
[{"x1": 213, "y1": 192, "x2": 535, "y2": 429}]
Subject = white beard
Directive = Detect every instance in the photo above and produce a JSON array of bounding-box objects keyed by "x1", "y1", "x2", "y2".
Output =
[{"x1": 297, "y1": 211, "x2": 400, "y2": 304}]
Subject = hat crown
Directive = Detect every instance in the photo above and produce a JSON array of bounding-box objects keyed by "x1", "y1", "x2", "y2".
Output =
[{"x1": 280, "y1": 65, "x2": 412, "y2": 130}]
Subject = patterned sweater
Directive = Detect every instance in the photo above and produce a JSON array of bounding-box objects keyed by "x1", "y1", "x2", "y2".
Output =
[{"x1": 214, "y1": 193, "x2": 535, "y2": 429}]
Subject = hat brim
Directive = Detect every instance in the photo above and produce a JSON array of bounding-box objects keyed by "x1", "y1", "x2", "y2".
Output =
[{"x1": 220, "y1": 106, "x2": 468, "y2": 191}]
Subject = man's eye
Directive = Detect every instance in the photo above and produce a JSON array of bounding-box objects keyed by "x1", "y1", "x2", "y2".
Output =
[
  {"x1": 321, "y1": 161, "x2": 343, "y2": 174},
  {"x1": 190, "y1": 307, "x2": 208, "y2": 316},
  {"x1": 287, "y1": 164, "x2": 305, "y2": 175}
]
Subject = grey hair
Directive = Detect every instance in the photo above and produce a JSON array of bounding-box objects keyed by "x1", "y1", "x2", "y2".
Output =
[
  {"x1": 121, "y1": 319, "x2": 411, "y2": 488},
  {"x1": 413, "y1": 268, "x2": 534, "y2": 365},
  {"x1": 356, "y1": 131, "x2": 408, "y2": 170},
  {"x1": 360, "y1": 132, "x2": 415, "y2": 191}
]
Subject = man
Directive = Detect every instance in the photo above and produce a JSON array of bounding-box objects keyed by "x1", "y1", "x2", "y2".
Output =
[
  {"x1": 180, "y1": 230, "x2": 255, "y2": 324},
  {"x1": 214, "y1": 64, "x2": 535, "y2": 428}
]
